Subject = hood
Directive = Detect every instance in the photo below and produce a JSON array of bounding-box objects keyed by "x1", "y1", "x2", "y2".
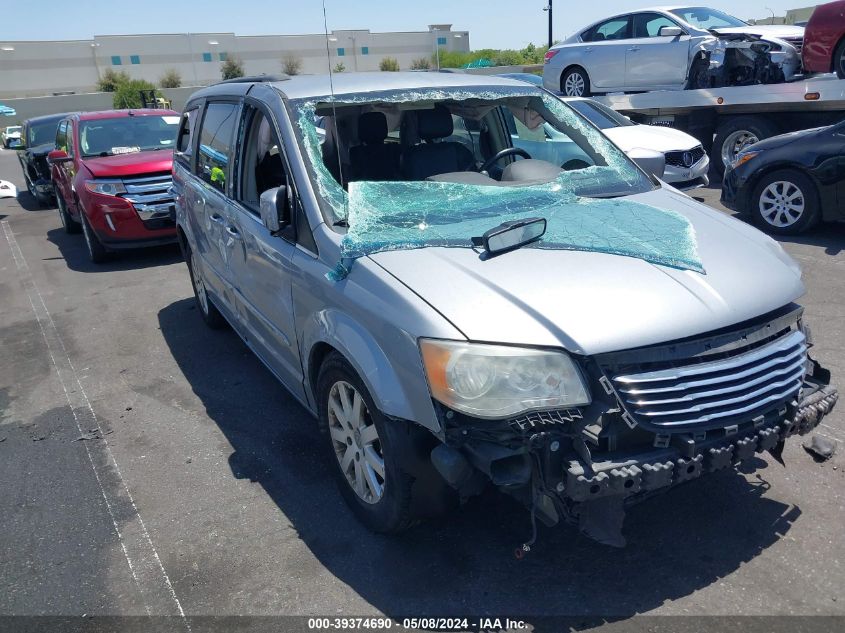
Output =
[
  {"x1": 744, "y1": 126, "x2": 827, "y2": 152},
  {"x1": 603, "y1": 125, "x2": 699, "y2": 153},
  {"x1": 27, "y1": 142, "x2": 55, "y2": 156},
  {"x1": 369, "y1": 188, "x2": 804, "y2": 355},
  {"x1": 713, "y1": 25, "x2": 804, "y2": 40},
  {"x1": 82, "y1": 149, "x2": 173, "y2": 178}
]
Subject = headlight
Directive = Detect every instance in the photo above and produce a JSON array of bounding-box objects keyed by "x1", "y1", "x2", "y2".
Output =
[
  {"x1": 731, "y1": 151, "x2": 758, "y2": 169},
  {"x1": 419, "y1": 339, "x2": 591, "y2": 419},
  {"x1": 84, "y1": 180, "x2": 126, "y2": 196}
]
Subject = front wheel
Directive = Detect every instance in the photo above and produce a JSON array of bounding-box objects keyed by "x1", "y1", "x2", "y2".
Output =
[
  {"x1": 318, "y1": 353, "x2": 435, "y2": 534},
  {"x1": 56, "y1": 192, "x2": 80, "y2": 234},
  {"x1": 751, "y1": 169, "x2": 820, "y2": 235},
  {"x1": 80, "y1": 212, "x2": 110, "y2": 264},
  {"x1": 186, "y1": 246, "x2": 226, "y2": 329},
  {"x1": 712, "y1": 116, "x2": 778, "y2": 177},
  {"x1": 561, "y1": 67, "x2": 591, "y2": 97}
]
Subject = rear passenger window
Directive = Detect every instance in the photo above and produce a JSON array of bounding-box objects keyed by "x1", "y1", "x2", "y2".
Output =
[
  {"x1": 584, "y1": 17, "x2": 630, "y2": 42},
  {"x1": 197, "y1": 102, "x2": 238, "y2": 193},
  {"x1": 175, "y1": 107, "x2": 198, "y2": 166}
]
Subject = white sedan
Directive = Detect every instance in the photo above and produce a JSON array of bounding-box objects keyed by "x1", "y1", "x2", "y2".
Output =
[{"x1": 565, "y1": 97, "x2": 709, "y2": 189}]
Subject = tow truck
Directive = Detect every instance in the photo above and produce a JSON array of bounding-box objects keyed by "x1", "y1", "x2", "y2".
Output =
[{"x1": 594, "y1": 74, "x2": 845, "y2": 174}]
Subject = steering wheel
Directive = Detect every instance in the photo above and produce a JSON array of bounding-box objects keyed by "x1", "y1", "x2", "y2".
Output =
[{"x1": 477, "y1": 147, "x2": 532, "y2": 173}]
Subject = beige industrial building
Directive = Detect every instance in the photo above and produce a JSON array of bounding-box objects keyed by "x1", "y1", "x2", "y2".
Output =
[{"x1": 0, "y1": 26, "x2": 470, "y2": 99}]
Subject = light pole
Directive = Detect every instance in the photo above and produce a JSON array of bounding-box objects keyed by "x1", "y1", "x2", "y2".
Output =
[
  {"x1": 186, "y1": 33, "x2": 198, "y2": 85},
  {"x1": 543, "y1": 1, "x2": 553, "y2": 49},
  {"x1": 765, "y1": 6, "x2": 776, "y2": 24},
  {"x1": 90, "y1": 42, "x2": 101, "y2": 85},
  {"x1": 432, "y1": 28, "x2": 441, "y2": 71},
  {"x1": 348, "y1": 34, "x2": 358, "y2": 72}
]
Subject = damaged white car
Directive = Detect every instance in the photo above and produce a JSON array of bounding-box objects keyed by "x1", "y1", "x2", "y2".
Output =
[{"x1": 544, "y1": 6, "x2": 802, "y2": 96}]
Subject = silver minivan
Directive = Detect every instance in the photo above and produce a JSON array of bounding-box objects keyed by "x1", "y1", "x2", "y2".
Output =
[{"x1": 173, "y1": 73, "x2": 837, "y2": 546}]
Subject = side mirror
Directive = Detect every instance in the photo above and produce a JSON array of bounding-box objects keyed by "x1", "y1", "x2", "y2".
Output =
[
  {"x1": 659, "y1": 26, "x2": 683, "y2": 37},
  {"x1": 47, "y1": 149, "x2": 72, "y2": 164},
  {"x1": 259, "y1": 186, "x2": 290, "y2": 233},
  {"x1": 627, "y1": 147, "x2": 666, "y2": 180}
]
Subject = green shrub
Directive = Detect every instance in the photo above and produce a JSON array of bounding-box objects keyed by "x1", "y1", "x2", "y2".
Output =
[
  {"x1": 283, "y1": 54, "x2": 304, "y2": 75},
  {"x1": 112, "y1": 79, "x2": 160, "y2": 109},
  {"x1": 379, "y1": 57, "x2": 400, "y2": 71},
  {"x1": 221, "y1": 57, "x2": 245, "y2": 80},
  {"x1": 410, "y1": 57, "x2": 431, "y2": 70},
  {"x1": 97, "y1": 69, "x2": 130, "y2": 92},
  {"x1": 333, "y1": 62, "x2": 346, "y2": 73},
  {"x1": 159, "y1": 69, "x2": 182, "y2": 88}
]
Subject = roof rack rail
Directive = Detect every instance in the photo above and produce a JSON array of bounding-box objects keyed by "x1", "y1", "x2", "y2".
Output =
[{"x1": 218, "y1": 73, "x2": 290, "y2": 84}]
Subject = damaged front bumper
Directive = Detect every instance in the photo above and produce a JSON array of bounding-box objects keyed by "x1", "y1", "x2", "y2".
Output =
[
  {"x1": 692, "y1": 34, "x2": 801, "y2": 89},
  {"x1": 430, "y1": 310, "x2": 837, "y2": 547}
]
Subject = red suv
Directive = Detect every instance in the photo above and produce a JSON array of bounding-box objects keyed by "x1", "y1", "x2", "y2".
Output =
[
  {"x1": 48, "y1": 109, "x2": 180, "y2": 262},
  {"x1": 803, "y1": 0, "x2": 845, "y2": 78}
]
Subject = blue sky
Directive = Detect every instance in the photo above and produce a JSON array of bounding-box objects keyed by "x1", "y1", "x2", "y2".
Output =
[{"x1": 3, "y1": 1, "x2": 805, "y2": 49}]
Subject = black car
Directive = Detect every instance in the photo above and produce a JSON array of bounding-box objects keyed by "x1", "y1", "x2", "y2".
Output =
[
  {"x1": 721, "y1": 121, "x2": 845, "y2": 235},
  {"x1": 15, "y1": 112, "x2": 75, "y2": 207}
]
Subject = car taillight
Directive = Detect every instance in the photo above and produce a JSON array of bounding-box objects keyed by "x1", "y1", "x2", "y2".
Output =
[{"x1": 544, "y1": 49, "x2": 559, "y2": 64}]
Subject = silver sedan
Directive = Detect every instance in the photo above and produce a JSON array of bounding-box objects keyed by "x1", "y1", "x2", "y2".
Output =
[{"x1": 543, "y1": 6, "x2": 802, "y2": 96}]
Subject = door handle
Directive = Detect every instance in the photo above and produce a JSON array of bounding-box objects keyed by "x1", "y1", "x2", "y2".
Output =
[
  {"x1": 225, "y1": 225, "x2": 242, "y2": 240},
  {"x1": 583, "y1": 47, "x2": 593, "y2": 53},
  {"x1": 628, "y1": 46, "x2": 640, "y2": 52},
  {"x1": 209, "y1": 212, "x2": 224, "y2": 223}
]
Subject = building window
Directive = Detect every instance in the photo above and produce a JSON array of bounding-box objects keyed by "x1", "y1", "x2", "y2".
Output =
[
  {"x1": 111, "y1": 55, "x2": 122, "y2": 65},
  {"x1": 219, "y1": 52, "x2": 228, "y2": 61},
  {"x1": 361, "y1": 46, "x2": 369, "y2": 55},
  {"x1": 130, "y1": 55, "x2": 140, "y2": 65},
  {"x1": 337, "y1": 47, "x2": 345, "y2": 56},
  {"x1": 202, "y1": 52, "x2": 212, "y2": 62},
  {"x1": 437, "y1": 36, "x2": 447, "y2": 45}
]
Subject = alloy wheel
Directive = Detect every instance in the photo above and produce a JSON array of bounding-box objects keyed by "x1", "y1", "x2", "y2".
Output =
[
  {"x1": 564, "y1": 72, "x2": 585, "y2": 96},
  {"x1": 839, "y1": 48, "x2": 845, "y2": 77},
  {"x1": 759, "y1": 180, "x2": 805, "y2": 228},
  {"x1": 327, "y1": 380, "x2": 385, "y2": 504},
  {"x1": 721, "y1": 130, "x2": 759, "y2": 168}
]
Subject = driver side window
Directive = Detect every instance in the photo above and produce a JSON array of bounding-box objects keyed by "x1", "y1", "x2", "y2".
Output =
[{"x1": 236, "y1": 107, "x2": 286, "y2": 216}]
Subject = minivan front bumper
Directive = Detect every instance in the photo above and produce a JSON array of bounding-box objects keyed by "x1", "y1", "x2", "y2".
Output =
[{"x1": 429, "y1": 309, "x2": 837, "y2": 546}]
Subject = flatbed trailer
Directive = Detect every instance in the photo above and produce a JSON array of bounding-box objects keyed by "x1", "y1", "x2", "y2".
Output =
[{"x1": 593, "y1": 74, "x2": 845, "y2": 175}]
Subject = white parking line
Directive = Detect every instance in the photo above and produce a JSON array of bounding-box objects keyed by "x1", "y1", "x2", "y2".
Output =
[{"x1": 2, "y1": 219, "x2": 190, "y2": 626}]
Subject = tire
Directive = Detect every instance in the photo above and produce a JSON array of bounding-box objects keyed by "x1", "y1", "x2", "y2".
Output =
[
  {"x1": 751, "y1": 169, "x2": 820, "y2": 235},
  {"x1": 712, "y1": 116, "x2": 779, "y2": 178},
  {"x1": 317, "y1": 352, "x2": 436, "y2": 534},
  {"x1": 185, "y1": 245, "x2": 226, "y2": 329},
  {"x1": 834, "y1": 38, "x2": 845, "y2": 79},
  {"x1": 561, "y1": 66, "x2": 591, "y2": 97},
  {"x1": 56, "y1": 192, "x2": 80, "y2": 234},
  {"x1": 80, "y1": 212, "x2": 110, "y2": 264}
]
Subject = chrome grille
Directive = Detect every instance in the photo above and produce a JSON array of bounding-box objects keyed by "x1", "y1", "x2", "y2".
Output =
[
  {"x1": 664, "y1": 146, "x2": 705, "y2": 168},
  {"x1": 120, "y1": 173, "x2": 175, "y2": 225},
  {"x1": 610, "y1": 330, "x2": 807, "y2": 428}
]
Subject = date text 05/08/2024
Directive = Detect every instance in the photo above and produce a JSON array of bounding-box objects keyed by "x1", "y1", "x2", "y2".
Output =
[{"x1": 307, "y1": 617, "x2": 529, "y2": 631}]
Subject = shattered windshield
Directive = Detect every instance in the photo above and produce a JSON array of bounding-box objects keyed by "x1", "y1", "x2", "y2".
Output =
[{"x1": 288, "y1": 85, "x2": 702, "y2": 280}]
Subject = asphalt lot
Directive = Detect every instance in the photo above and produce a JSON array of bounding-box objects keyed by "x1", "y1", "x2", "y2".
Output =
[{"x1": 0, "y1": 146, "x2": 843, "y2": 630}]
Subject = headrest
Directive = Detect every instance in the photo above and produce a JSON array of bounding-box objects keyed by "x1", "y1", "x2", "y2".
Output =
[
  {"x1": 358, "y1": 111, "x2": 388, "y2": 144},
  {"x1": 417, "y1": 105, "x2": 453, "y2": 140}
]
